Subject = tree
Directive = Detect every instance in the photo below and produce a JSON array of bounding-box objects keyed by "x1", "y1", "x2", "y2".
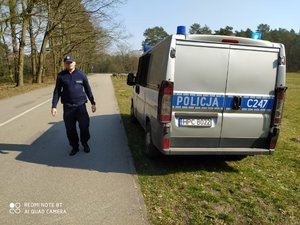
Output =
[
  {"x1": 0, "y1": 42, "x2": 10, "y2": 79},
  {"x1": 269, "y1": 28, "x2": 300, "y2": 71},
  {"x1": 257, "y1": 24, "x2": 270, "y2": 33},
  {"x1": 0, "y1": 0, "x2": 124, "y2": 84},
  {"x1": 189, "y1": 23, "x2": 201, "y2": 34},
  {"x1": 35, "y1": 0, "x2": 121, "y2": 83},
  {"x1": 8, "y1": 0, "x2": 19, "y2": 83},
  {"x1": 189, "y1": 23, "x2": 212, "y2": 34},
  {"x1": 113, "y1": 44, "x2": 139, "y2": 73},
  {"x1": 257, "y1": 24, "x2": 271, "y2": 40},
  {"x1": 235, "y1": 28, "x2": 252, "y2": 38},
  {"x1": 28, "y1": 11, "x2": 39, "y2": 83},
  {"x1": 215, "y1": 26, "x2": 234, "y2": 35},
  {"x1": 142, "y1": 26, "x2": 169, "y2": 47},
  {"x1": 0, "y1": 17, "x2": 14, "y2": 81},
  {"x1": 17, "y1": 0, "x2": 35, "y2": 87}
]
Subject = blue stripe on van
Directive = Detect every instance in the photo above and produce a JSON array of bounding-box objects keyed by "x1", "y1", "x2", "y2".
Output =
[
  {"x1": 172, "y1": 93, "x2": 224, "y2": 109},
  {"x1": 225, "y1": 96, "x2": 274, "y2": 111},
  {"x1": 172, "y1": 93, "x2": 274, "y2": 111}
]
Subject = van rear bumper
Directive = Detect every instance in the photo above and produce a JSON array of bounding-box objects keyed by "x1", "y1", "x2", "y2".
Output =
[{"x1": 164, "y1": 148, "x2": 274, "y2": 155}]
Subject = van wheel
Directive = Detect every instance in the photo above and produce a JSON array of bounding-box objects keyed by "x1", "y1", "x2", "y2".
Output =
[
  {"x1": 130, "y1": 102, "x2": 137, "y2": 123},
  {"x1": 145, "y1": 123, "x2": 160, "y2": 159}
]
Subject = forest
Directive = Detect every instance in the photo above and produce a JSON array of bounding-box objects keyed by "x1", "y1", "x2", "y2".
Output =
[{"x1": 0, "y1": 1, "x2": 299, "y2": 86}]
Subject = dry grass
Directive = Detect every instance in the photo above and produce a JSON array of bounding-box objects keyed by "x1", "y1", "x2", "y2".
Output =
[
  {"x1": 0, "y1": 76, "x2": 55, "y2": 100},
  {"x1": 0, "y1": 83, "x2": 52, "y2": 100}
]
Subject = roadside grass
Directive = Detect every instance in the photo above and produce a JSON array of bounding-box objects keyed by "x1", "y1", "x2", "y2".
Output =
[
  {"x1": 0, "y1": 77, "x2": 54, "y2": 100},
  {"x1": 0, "y1": 83, "x2": 53, "y2": 100},
  {"x1": 112, "y1": 73, "x2": 300, "y2": 225},
  {"x1": 0, "y1": 73, "x2": 99, "y2": 100}
]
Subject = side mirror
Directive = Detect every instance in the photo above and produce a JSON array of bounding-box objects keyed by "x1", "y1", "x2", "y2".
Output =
[{"x1": 127, "y1": 73, "x2": 136, "y2": 86}]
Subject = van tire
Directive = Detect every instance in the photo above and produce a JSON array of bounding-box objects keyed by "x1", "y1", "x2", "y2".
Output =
[
  {"x1": 145, "y1": 123, "x2": 160, "y2": 159},
  {"x1": 130, "y1": 102, "x2": 137, "y2": 123}
]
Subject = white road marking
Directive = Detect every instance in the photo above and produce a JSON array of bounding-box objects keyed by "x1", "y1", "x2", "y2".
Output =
[{"x1": 0, "y1": 98, "x2": 52, "y2": 127}]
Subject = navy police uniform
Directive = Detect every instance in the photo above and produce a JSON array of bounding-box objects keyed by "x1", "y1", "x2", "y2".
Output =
[{"x1": 52, "y1": 68, "x2": 95, "y2": 150}]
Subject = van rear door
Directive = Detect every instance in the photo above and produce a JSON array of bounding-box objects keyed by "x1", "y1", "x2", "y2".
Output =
[
  {"x1": 171, "y1": 41, "x2": 229, "y2": 148},
  {"x1": 220, "y1": 45, "x2": 279, "y2": 148}
]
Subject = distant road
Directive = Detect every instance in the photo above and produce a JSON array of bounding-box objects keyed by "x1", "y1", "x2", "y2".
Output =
[{"x1": 0, "y1": 74, "x2": 148, "y2": 225}]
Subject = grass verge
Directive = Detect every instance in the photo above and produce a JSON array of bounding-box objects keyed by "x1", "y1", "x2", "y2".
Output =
[
  {"x1": 112, "y1": 74, "x2": 299, "y2": 225},
  {"x1": 0, "y1": 82, "x2": 53, "y2": 100}
]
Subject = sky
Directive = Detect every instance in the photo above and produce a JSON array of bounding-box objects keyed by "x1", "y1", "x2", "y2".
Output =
[{"x1": 117, "y1": 0, "x2": 300, "y2": 51}]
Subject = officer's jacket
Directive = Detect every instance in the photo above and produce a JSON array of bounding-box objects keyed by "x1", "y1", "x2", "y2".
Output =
[{"x1": 52, "y1": 69, "x2": 95, "y2": 108}]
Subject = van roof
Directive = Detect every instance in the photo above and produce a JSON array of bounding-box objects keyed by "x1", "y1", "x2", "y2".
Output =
[
  {"x1": 180, "y1": 34, "x2": 280, "y2": 48},
  {"x1": 142, "y1": 34, "x2": 282, "y2": 55}
]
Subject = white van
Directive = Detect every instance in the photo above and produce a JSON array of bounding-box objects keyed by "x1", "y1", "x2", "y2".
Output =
[{"x1": 127, "y1": 27, "x2": 287, "y2": 158}]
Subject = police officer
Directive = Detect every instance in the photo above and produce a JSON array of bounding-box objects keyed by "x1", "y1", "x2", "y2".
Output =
[{"x1": 51, "y1": 56, "x2": 96, "y2": 156}]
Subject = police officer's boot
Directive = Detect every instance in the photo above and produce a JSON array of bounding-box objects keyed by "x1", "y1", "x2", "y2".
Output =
[
  {"x1": 69, "y1": 147, "x2": 79, "y2": 156},
  {"x1": 82, "y1": 143, "x2": 90, "y2": 153}
]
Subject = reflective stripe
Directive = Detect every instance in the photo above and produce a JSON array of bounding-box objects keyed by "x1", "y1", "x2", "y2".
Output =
[
  {"x1": 225, "y1": 96, "x2": 274, "y2": 111},
  {"x1": 172, "y1": 93, "x2": 274, "y2": 111},
  {"x1": 172, "y1": 93, "x2": 224, "y2": 110}
]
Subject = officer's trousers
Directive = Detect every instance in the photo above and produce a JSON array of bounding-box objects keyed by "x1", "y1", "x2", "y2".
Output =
[{"x1": 63, "y1": 104, "x2": 90, "y2": 148}]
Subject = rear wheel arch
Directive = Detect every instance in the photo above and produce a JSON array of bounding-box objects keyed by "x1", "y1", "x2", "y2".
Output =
[{"x1": 144, "y1": 118, "x2": 160, "y2": 158}]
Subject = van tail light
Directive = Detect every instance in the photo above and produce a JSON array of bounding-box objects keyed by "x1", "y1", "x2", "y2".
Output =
[
  {"x1": 271, "y1": 87, "x2": 287, "y2": 126},
  {"x1": 163, "y1": 138, "x2": 170, "y2": 149},
  {"x1": 158, "y1": 81, "x2": 174, "y2": 123},
  {"x1": 269, "y1": 87, "x2": 287, "y2": 149},
  {"x1": 269, "y1": 128, "x2": 279, "y2": 150}
]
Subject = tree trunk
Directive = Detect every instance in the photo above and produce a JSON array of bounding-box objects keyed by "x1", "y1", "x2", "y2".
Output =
[
  {"x1": 17, "y1": 21, "x2": 27, "y2": 87},
  {"x1": 37, "y1": 0, "x2": 52, "y2": 84},
  {"x1": 17, "y1": 0, "x2": 35, "y2": 87},
  {"x1": 37, "y1": 33, "x2": 48, "y2": 84},
  {"x1": 9, "y1": 0, "x2": 18, "y2": 85},
  {"x1": 0, "y1": 22, "x2": 14, "y2": 82},
  {"x1": 48, "y1": 33, "x2": 57, "y2": 79},
  {"x1": 29, "y1": 16, "x2": 37, "y2": 83},
  {"x1": 17, "y1": 0, "x2": 29, "y2": 87},
  {"x1": 3, "y1": 42, "x2": 14, "y2": 83}
]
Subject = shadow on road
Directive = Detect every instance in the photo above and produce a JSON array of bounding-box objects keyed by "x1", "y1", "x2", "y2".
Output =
[
  {"x1": 0, "y1": 114, "x2": 135, "y2": 174},
  {"x1": 0, "y1": 114, "x2": 239, "y2": 175},
  {"x1": 118, "y1": 114, "x2": 239, "y2": 176}
]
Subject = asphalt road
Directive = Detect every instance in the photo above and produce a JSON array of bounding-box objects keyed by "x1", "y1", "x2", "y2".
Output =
[{"x1": 0, "y1": 74, "x2": 149, "y2": 225}]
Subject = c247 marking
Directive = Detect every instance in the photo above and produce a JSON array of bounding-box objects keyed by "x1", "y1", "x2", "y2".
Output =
[{"x1": 246, "y1": 99, "x2": 268, "y2": 109}]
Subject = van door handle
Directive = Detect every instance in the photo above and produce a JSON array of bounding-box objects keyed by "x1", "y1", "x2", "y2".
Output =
[{"x1": 232, "y1": 96, "x2": 242, "y2": 110}]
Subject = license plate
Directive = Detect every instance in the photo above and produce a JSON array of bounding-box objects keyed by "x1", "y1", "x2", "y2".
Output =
[{"x1": 179, "y1": 118, "x2": 212, "y2": 127}]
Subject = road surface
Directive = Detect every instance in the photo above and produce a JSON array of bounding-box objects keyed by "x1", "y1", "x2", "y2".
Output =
[{"x1": 0, "y1": 74, "x2": 148, "y2": 225}]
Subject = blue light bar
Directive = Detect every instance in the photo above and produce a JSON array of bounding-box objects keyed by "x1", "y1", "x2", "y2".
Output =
[
  {"x1": 177, "y1": 26, "x2": 186, "y2": 35},
  {"x1": 143, "y1": 45, "x2": 152, "y2": 52},
  {"x1": 252, "y1": 32, "x2": 262, "y2": 40}
]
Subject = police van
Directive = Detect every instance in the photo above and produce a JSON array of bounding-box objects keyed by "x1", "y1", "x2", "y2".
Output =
[{"x1": 127, "y1": 26, "x2": 287, "y2": 158}]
